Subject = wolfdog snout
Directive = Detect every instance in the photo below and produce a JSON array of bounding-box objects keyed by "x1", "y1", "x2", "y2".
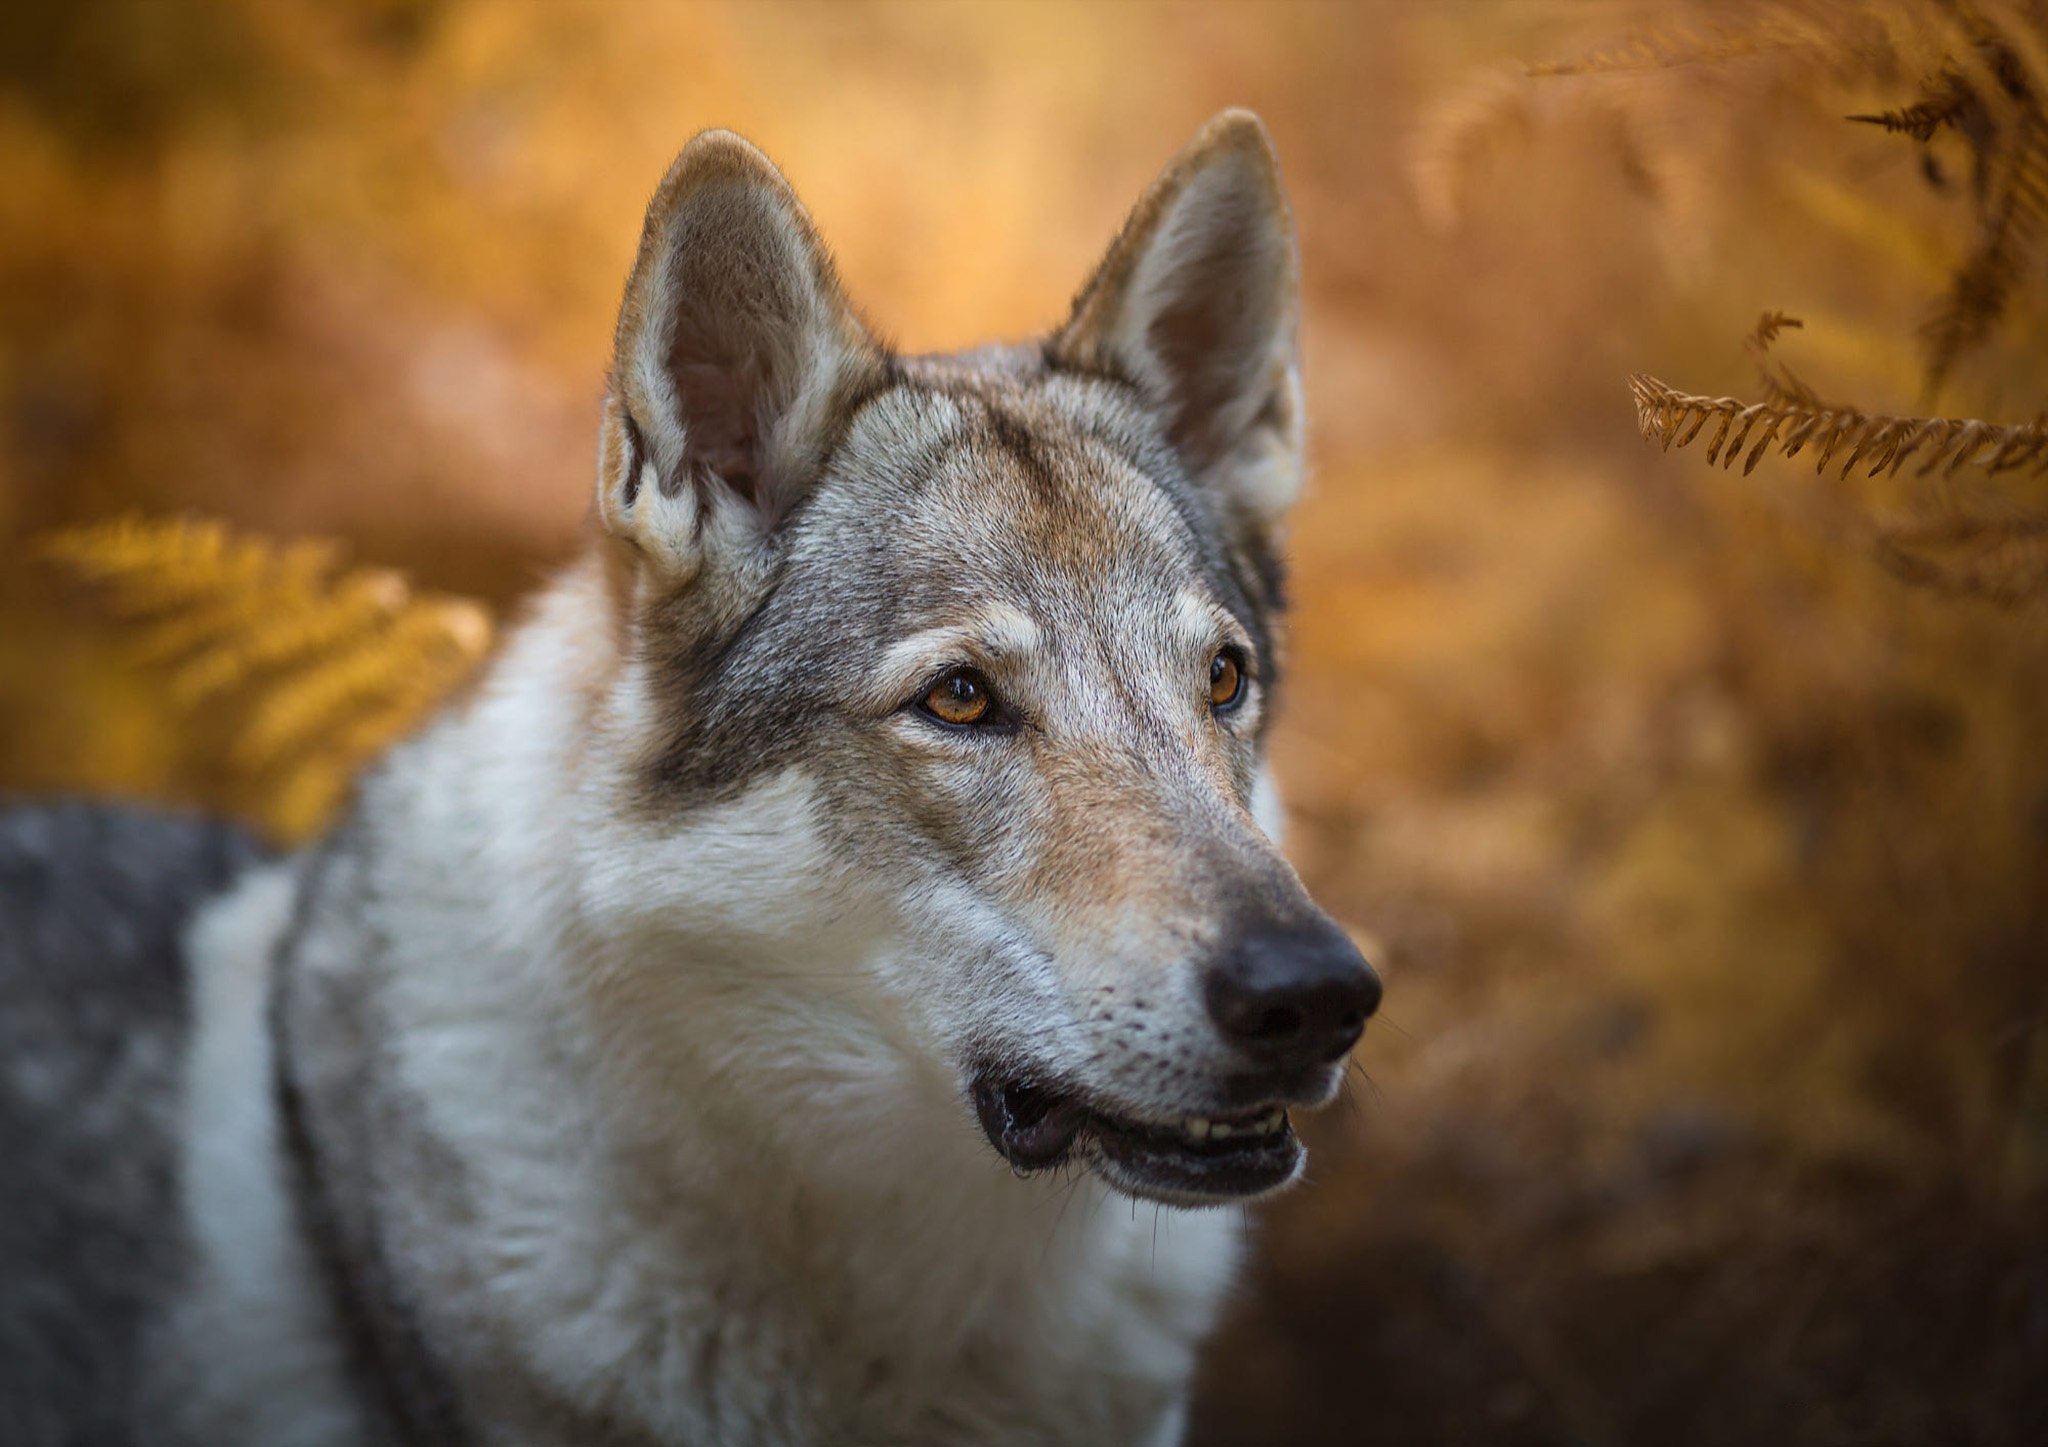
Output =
[{"x1": 1203, "y1": 914, "x2": 1381, "y2": 1072}]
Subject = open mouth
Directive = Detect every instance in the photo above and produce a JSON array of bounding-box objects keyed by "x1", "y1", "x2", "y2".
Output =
[{"x1": 971, "y1": 1076, "x2": 1305, "y2": 1205}]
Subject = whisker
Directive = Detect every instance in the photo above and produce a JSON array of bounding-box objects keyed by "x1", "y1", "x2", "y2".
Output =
[
  {"x1": 1335, "y1": 1073, "x2": 1362, "y2": 1122},
  {"x1": 1372, "y1": 1011, "x2": 1418, "y2": 1042},
  {"x1": 1041, "y1": 1166, "x2": 1091, "y2": 1259},
  {"x1": 1345, "y1": 1056, "x2": 1387, "y2": 1108}
]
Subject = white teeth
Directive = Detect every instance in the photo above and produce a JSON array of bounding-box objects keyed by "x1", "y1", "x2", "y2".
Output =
[{"x1": 1176, "y1": 1110, "x2": 1287, "y2": 1142}]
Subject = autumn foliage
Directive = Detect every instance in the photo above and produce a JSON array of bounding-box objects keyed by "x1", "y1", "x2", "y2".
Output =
[{"x1": 3, "y1": 1, "x2": 2046, "y2": 1442}]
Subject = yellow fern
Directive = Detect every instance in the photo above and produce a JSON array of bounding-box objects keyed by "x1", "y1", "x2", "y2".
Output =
[
  {"x1": 41, "y1": 516, "x2": 494, "y2": 840},
  {"x1": 233, "y1": 603, "x2": 484, "y2": 771},
  {"x1": 45, "y1": 516, "x2": 342, "y2": 611},
  {"x1": 168, "y1": 571, "x2": 414, "y2": 707}
]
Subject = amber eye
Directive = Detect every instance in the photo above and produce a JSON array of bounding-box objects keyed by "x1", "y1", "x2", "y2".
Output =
[
  {"x1": 1209, "y1": 649, "x2": 1246, "y2": 711},
  {"x1": 922, "y1": 669, "x2": 995, "y2": 727}
]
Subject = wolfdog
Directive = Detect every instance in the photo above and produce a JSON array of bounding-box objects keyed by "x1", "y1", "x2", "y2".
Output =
[{"x1": 0, "y1": 109, "x2": 1379, "y2": 1446}]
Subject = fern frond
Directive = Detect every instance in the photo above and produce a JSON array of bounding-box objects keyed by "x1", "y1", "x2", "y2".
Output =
[
  {"x1": 1407, "y1": 70, "x2": 1537, "y2": 232},
  {"x1": 129, "y1": 596, "x2": 308, "y2": 667},
  {"x1": 1629, "y1": 374, "x2": 2048, "y2": 479},
  {"x1": 1921, "y1": 95, "x2": 2048, "y2": 395},
  {"x1": 1528, "y1": 16, "x2": 1831, "y2": 78},
  {"x1": 1833, "y1": 29, "x2": 2048, "y2": 396},
  {"x1": 43, "y1": 516, "x2": 340, "y2": 612},
  {"x1": 1849, "y1": 64, "x2": 1977, "y2": 139},
  {"x1": 1518, "y1": 5, "x2": 2048, "y2": 400},
  {"x1": 1875, "y1": 509, "x2": 2048, "y2": 601},
  {"x1": 42, "y1": 515, "x2": 494, "y2": 840},
  {"x1": 1749, "y1": 310, "x2": 1802, "y2": 350},
  {"x1": 166, "y1": 570, "x2": 412, "y2": 706},
  {"x1": 1745, "y1": 311, "x2": 1828, "y2": 407},
  {"x1": 232, "y1": 603, "x2": 484, "y2": 772}
]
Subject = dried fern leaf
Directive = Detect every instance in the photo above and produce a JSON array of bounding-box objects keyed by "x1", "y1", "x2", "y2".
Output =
[
  {"x1": 1407, "y1": 70, "x2": 1536, "y2": 232},
  {"x1": 1921, "y1": 101, "x2": 2048, "y2": 395},
  {"x1": 1528, "y1": 16, "x2": 1831, "y2": 78},
  {"x1": 1629, "y1": 374, "x2": 2048, "y2": 480},
  {"x1": 1844, "y1": 29, "x2": 2048, "y2": 396},
  {"x1": 1750, "y1": 310, "x2": 1802, "y2": 350},
  {"x1": 1745, "y1": 311, "x2": 1829, "y2": 408},
  {"x1": 1526, "y1": 7, "x2": 2048, "y2": 399},
  {"x1": 1531, "y1": 1, "x2": 1957, "y2": 85},
  {"x1": 1849, "y1": 63, "x2": 1978, "y2": 139},
  {"x1": 1875, "y1": 510, "x2": 2048, "y2": 601}
]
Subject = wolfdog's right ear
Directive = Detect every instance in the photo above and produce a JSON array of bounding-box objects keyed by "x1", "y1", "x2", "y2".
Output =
[
  {"x1": 1050, "y1": 110, "x2": 1301, "y2": 536},
  {"x1": 598, "y1": 131, "x2": 885, "y2": 584}
]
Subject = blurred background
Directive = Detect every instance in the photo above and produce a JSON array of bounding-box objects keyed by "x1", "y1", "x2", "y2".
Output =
[{"x1": 3, "y1": 1, "x2": 2046, "y2": 1441}]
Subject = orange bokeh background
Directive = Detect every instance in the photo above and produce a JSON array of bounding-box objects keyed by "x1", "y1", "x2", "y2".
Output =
[{"x1": 3, "y1": 3, "x2": 2045, "y2": 1441}]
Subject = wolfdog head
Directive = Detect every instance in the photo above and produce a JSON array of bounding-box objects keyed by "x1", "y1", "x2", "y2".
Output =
[{"x1": 573, "y1": 111, "x2": 1378, "y2": 1207}]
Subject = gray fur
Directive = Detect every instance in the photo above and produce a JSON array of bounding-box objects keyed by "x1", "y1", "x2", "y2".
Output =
[
  {"x1": 266, "y1": 821, "x2": 469, "y2": 1447},
  {"x1": 640, "y1": 360, "x2": 1283, "y2": 810},
  {"x1": 0, "y1": 113, "x2": 1351, "y2": 1446},
  {"x1": 0, "y1": 802, "x2": 265, "y2": 1447}
]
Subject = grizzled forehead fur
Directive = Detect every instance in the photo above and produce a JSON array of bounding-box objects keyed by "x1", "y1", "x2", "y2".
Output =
[{"x1": 633, "y1": 346, "x2": 1289, "y2": 812}]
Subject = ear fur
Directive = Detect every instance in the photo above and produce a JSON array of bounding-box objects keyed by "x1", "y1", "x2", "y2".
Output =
[
  {"x1": 598, "y1": 131, "x2": 885, "y2": 582},
  {"x1": 1050, "y1": 109, "x2": 1303, "y2": 529}
]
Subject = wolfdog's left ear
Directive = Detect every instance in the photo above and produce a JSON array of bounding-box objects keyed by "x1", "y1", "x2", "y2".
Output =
[
  {"x1": 599, "y1": 131, "x2": 885, "y2": 580},
  {"x1": 1051, "y1": 110, "x2": 1302, "y2": 528}
]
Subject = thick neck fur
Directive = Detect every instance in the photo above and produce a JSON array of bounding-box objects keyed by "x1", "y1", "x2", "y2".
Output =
[{"x1": 270, "y1": 546, "x2": 1239, "y2": 1447}]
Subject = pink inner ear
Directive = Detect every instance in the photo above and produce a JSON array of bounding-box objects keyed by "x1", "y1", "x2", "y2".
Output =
[{"x1": 670, "y1": 352, "x2": 770, "y2": 501}]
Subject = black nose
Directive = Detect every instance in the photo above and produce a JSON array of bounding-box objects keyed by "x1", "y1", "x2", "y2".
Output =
[{"x1": 1204, "y1": 917, "x2": 1381, "y2": 1069}]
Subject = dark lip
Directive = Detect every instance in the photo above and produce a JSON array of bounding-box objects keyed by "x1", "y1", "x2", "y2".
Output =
[{"x1": 970, "y1": 1075, "x2": 1306, "y2": 1206}]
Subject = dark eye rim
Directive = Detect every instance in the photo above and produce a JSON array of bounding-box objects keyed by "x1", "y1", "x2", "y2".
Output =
[
  {"x1": 910, "y1": 665, "x2": 1016, "y2": 732},
  {"x1": 1210, "y1": 646, "x2": 1251, "y2": 713}
]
